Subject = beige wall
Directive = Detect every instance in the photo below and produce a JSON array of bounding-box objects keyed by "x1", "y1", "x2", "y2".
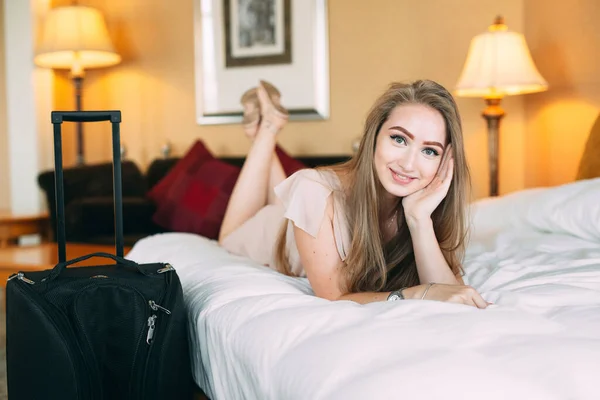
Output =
[
  {"x1": 50, "y1": 0, "x2": 529, "y2": 199},
  {"x1": 524, "y1": 0, "x2": 600, "y2": 187},
  {"x1": 0, "y1": 0, "x2": 10, "y2": 210}
]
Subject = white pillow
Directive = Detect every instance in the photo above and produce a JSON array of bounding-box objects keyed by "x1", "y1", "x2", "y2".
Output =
[{"x1": 470, "y1": 178, "x2": 600, "y2": 242}]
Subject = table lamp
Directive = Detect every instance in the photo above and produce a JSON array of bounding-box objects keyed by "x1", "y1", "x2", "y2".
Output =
[
  {"x1": 455, "y1": 16, "x2": 548, "y2": 196},
  {"x1": 34, "y1": 5, "x2": 121, "y2": 165}
]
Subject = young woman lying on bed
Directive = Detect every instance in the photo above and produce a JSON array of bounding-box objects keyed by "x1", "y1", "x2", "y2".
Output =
[{"x1": 219, "y1": 79, "x2": 489, "y2": 309}]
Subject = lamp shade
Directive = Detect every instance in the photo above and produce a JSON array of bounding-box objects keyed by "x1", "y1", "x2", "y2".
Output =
[
  {"x1": 455, "y1": 18, "x2": 547, "y2": 98},
  {"x1": 34, "y1": 5, "x2": 121, "y2": 74}
]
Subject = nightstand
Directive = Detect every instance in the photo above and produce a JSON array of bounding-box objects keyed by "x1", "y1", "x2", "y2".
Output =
[{"x1": 0, "y1": 211, "x2": 52, "y2": 248}]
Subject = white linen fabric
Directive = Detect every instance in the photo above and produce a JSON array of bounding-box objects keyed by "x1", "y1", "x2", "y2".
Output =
[{"x1": 127, "y1": 178, "x2": 600, "y2": 400}]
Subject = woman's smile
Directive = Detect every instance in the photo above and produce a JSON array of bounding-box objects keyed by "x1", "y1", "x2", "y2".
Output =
[{"x1": 389, "y1": 168, "x2": 416, "y2": 185}]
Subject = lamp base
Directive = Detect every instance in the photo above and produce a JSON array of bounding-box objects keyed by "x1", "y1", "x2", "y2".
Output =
[
  {"x1": 73, "y1": 75, "x2": 84, "y2": 166},
  {"x1": 482, "y1": 97, "x2": 505, "y2": 197}
]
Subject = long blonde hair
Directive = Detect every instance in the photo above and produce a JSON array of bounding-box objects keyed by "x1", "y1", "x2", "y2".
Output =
[{"x1": 276, "y1": 80, "x2": 471, "y2": 293}]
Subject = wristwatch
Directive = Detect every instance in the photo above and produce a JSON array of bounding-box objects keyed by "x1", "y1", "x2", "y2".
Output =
[{"x1": 387, "y1": 288, "x2": 407, "y2": 301}]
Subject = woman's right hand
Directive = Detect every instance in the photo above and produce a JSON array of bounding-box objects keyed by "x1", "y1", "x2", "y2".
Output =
[{"x1": 405, "y1": 283, "x2": 489, "y2": 309}]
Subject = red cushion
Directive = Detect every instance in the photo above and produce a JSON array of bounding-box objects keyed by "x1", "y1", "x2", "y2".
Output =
[
  {"x1": 147, "y1": 140, "x2": 214, "y2": 204},
  {"x1": 152, "y1": 159, "x2": 240, "y2": 239},
  {"x1": 276, "y1": 145, "x2": 306, "y2": 176},
  {"x1": 148, "y1": 141, "x2": 305, "y2": 240}
]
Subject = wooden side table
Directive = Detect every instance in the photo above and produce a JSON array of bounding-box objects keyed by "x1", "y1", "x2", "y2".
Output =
[{"x1": 0, "y1": 211, "x2": 52, "y2": 248}]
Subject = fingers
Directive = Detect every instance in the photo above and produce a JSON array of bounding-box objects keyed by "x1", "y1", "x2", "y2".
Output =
[
  {"x1": 443, "y1": 154, "x2": 454, "y2": 187},
  {"x1": 471, "y1": 292, "x2": 489, "y2": 309},
  {"x1": 438, "y1": 145, "x2": 454, "y2": 190},
  {"x1": 436, "y1": 144, "x2": 451, "y2": 172},
  {"x1": 463, "y1": 286, "x2": 487, "y2": 309},
  {"x1": 441, "y1": 145, "x2": 453, "y2": 176},
  {"x1": 449, "y1": 285, "x2": 488, "y2": 309},
  {"x1": 427, "y1": 284, "x2": 489, "y2": 309}
]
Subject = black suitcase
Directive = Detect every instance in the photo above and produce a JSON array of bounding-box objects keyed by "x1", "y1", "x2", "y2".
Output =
[{"x1": 6, "y1": 111, "x2": 193, "y2": 399}]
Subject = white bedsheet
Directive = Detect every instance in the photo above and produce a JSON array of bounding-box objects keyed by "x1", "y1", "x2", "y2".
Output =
[{"x1": 127, "y1": 178, "x2": 600, "y2": 400}]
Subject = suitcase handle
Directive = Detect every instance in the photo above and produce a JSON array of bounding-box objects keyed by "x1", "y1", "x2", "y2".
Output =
[
  {"x1": 47, "y1": 252, "x2": 143, "y2": 281},
  {"x1": 51, "y1": 111, "x2": 121, "y2": 123},
  {"x1": 51, "y1": 110, "x2": 125, "y2": 262}
]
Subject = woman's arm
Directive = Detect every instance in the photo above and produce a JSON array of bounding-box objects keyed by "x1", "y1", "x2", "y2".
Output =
[
  {"x1": 293, "y1": 196, "x2": 346, "y2": 301},
  {"x1": 401, "y1": 145, "x2": 463, "y2": 285},
  {"x1": 293, "y1": 201, "x2": 407, "y2": 303},
  {"x1": 336, "y1": 282, "x2": 486, "y2": 307},
  {"x1": 337, "y1": 286, "x2": 420, "y2": 304},
  {"x1": 407, "y1": 218, "x2": 461, "y2": 285},
  {"x1": 295, "y1": 196, "x2": 483, "y2": 307}
]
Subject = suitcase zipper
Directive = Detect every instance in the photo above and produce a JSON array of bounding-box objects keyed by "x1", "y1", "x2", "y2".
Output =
[
  {"x1": 145, "y1": 301, "x2": 171, "y2": 345},
  {"x1": 149, "y1": 300, "x2": 171, "y2": 315},
  {"x1": 8, "y1": 272, "x2": 35, "y2": 285},
  {"x1": 156, "y1": 264, "x2": 174, "y2": 274},
  {"x1": 139, "y1": 272, "x2": 176, "y2": 399},
  {"x1": 146, "y1": 315, "x2": 157, "y2": 344}
]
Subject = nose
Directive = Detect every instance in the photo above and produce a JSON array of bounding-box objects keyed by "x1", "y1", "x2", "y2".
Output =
[{"x1": 397, "y1": 148, "x2": 417, "y2": 172}]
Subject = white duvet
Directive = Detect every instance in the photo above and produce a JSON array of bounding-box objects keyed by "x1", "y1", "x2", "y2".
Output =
[{"x1": 127, "y1": 178, "x2": 600, "y2": 400}]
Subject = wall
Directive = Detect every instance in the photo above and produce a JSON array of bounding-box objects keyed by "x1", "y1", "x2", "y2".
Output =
[
  {"x1": 50, "y1": 0, "x2": 528, "y2": 200},
  {"x1": 524, "y1": 0, "x2": 600, "y2": 187},
  {"x1": 3, "y1": 0, "x2": 49, "y2": 214},
  {"x1": 0, "y1": 0, "x2": 9, "y2": 210}
]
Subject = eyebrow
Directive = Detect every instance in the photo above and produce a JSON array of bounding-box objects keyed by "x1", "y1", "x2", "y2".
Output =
[{"x1": 389, "y1": 125, "x2": 445, "y2": 149}]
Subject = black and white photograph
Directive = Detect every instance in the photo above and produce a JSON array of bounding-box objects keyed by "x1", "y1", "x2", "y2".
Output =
[{"x1": 224, "y1": 0, "x2": 292, "y2": 67}]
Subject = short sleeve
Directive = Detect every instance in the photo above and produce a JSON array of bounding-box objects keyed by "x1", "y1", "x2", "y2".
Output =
[{"x1": 274, "y1": 169, "x2": 334, "y2": 238}]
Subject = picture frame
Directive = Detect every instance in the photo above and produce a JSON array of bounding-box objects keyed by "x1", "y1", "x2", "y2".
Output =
[
  {"x1": 194, "y1": 0, "x2": 329, "y2": 125},
  {"x1": 223, "y1": 0, "x2": 292, "y2": 68}
]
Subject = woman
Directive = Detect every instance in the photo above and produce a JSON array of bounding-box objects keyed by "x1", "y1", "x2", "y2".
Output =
[{"x1": 219, "y1": 80, "x2": 488, "y2": 309}]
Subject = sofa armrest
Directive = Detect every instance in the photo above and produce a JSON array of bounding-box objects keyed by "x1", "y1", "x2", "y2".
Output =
[
  {"x1": 38, "y1": 161, "x2": 149, "y2": 239},
  {"x1": 64, "y1": 197, "x2": 163, "y2": 242}
]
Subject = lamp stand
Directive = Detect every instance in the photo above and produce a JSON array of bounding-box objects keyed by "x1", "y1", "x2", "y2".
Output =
[
  {"x1": 73, "y1": 75, "x2": 84, "y2": 166},
  {"x1": 482, "y1": 97, "x2": 505, "y2": 197}
]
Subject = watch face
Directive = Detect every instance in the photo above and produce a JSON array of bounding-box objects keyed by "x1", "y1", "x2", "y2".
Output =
[{"x1": 389, "y1": 294, "x2": 401, "y2": 301}]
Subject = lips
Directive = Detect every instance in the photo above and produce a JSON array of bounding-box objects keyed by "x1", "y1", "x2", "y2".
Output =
[{"x1": 390, "y1": 168, "x2": 415, "y2": 185}]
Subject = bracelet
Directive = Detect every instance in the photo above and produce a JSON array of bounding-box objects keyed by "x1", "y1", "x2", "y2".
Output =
[{"x1": 421, "y1": 283, "x2": 435, "y2": 300}]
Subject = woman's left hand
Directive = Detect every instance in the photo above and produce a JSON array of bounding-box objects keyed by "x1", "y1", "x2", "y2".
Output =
[{"x1": 402, "y1": 145, "x2": 454, "y2": 224}]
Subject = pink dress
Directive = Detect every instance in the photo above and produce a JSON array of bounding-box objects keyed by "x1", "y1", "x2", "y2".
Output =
[{"x1": 220, "y1": 169, "x2": 351, "y2": 276}]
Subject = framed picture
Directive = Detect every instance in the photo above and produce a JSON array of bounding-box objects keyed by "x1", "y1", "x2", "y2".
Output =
[
  {"x1": 223, "y1": 0, "x2": 292, "y2": 68},
  {"x1": 194, "y1": 0, "x2": 329, "y2": 125}
]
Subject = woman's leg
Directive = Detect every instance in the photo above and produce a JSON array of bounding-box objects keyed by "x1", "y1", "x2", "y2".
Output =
[
  {"x1": 219, "y1": 84, "x2": 288, "y2": 243},
  {"x1": 268, "y1": 152, "x2": 286, "y2": 206}
]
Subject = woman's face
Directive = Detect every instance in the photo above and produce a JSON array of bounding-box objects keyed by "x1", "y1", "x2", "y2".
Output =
[{"x1": 374, "y1": 104, "x2": 448, "y2": 198}]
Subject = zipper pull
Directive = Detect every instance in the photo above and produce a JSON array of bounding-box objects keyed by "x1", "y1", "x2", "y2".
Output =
[
  {"x1": 149, "y1": 300, "x2": 171, "y2": 315},
  {"x1": 146, "y1": 315, "x2": 157, "y2": 345},
  {"x1": 157, "y1": 264, "x2": 174, "y2": 274},
  {"x1": 8, "y1": 272, "x2": 35, "y2": 285}
]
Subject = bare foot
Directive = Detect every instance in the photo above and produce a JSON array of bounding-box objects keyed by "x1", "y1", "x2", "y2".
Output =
[{"x1": 257, "y1": 82, "x2": 288, "y2": 133}]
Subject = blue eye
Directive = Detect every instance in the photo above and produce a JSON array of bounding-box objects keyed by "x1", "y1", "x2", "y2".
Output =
[
  {"x1": 422, "y1": 148, "x2": 439, "y2": 157},
  {"x1": 390, "y1": 135, "x2": 406, "y2": 145}
]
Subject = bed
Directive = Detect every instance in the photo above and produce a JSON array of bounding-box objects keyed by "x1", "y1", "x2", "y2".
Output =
[
  {"x1": 125, "y1": 172, "x2": 600, "y2": 400},
  {"x1": 126, "y1": 109, "x2": 600, "y2": 400}
]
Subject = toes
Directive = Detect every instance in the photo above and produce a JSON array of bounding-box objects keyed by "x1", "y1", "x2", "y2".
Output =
[{"x1": 257, "y1": 84, "x2": 273, "y2": 111}]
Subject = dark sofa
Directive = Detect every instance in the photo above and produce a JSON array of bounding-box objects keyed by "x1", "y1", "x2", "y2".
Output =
[{"x1": 37, "y1": 155, "x2": 351, "y2": 246}]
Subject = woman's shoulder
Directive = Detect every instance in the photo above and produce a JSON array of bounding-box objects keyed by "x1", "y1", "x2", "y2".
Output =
[{"x1": 273, "y1": 168, "x2": 337, "y2": 238}]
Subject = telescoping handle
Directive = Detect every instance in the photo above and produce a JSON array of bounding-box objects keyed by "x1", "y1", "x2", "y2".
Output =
[{"x1": 51, "y1": 111, "x2": 124, "y2": 263}]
